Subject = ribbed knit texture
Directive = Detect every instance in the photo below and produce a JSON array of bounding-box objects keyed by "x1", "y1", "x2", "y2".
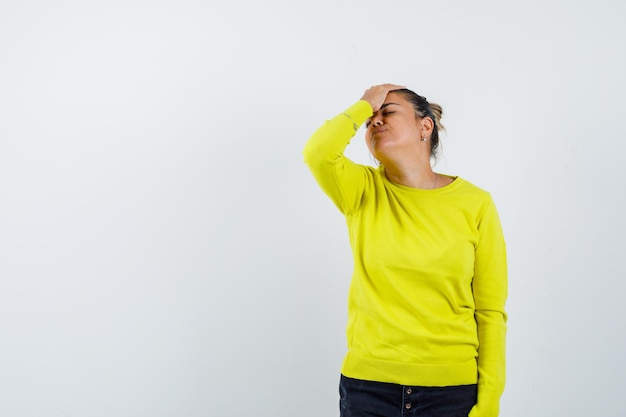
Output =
[{"x1": 303, "y1": 100, "x2": 508, "y2": 417}]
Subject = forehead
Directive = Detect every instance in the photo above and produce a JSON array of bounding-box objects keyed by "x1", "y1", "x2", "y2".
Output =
[{"x1": 383, "y1": 91, "x2": 410, "y2": 106}]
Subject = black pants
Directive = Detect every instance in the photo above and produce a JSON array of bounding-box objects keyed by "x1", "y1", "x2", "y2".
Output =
[{"x1": 339, "y1": 375, "x2": 477, "y2": 417}]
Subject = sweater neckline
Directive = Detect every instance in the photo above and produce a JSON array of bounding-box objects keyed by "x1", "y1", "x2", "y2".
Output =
[{"x1": 380, "y1": 167, "x2": 461, "y2": 194}]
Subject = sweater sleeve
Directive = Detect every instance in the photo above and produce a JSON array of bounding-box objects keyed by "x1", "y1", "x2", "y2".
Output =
[
  {"x1": 469, "y1": 196, "x2": 508, "y2": 417},
  {"x1": 302, "y1": 100, "x2": 373, "y2": 215}
]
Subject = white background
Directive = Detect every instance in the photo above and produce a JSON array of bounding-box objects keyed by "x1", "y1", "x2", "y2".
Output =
[{"x1": 1, "y1": 0, "x2": 625, "y2": 416}]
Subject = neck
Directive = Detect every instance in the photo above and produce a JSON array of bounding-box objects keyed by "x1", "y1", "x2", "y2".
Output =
[{"x1": 382, "y1": 160, "x2": 438, "y2": 189}]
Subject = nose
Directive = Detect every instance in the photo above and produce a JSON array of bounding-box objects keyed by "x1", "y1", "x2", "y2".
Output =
[{"x1": 371, "y1": 113, "x2": 383, "y2": 127}]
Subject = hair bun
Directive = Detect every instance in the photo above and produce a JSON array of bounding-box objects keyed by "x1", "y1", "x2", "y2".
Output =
[{"x1": 428, "y1": 102, "x2": 445, "y2": 133}]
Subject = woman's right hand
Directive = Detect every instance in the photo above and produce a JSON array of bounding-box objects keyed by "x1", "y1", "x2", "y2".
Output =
[{"x1": 360, "y1": 83, "x2": 406, "y2": 112}]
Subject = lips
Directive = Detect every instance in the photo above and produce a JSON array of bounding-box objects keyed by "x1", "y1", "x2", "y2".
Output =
[{"x1": 370, "y1": 127, "x2": 387, "y2": 141}]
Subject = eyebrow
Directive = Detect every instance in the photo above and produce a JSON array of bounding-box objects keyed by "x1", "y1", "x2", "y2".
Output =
[{"x1": 368, "y1": 102, "x2": 400, "y2": 120}]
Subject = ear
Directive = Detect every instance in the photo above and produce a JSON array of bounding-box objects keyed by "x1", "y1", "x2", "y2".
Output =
[{"x1": 419, "y1": 116, "x2": 434, "y2": 137}]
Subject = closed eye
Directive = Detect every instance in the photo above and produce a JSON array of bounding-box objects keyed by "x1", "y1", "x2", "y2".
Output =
[{"x1": 365, "y1": 111, "x2": 394, "y2": 128}]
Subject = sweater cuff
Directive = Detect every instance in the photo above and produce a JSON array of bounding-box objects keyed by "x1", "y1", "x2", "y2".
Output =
[
  {"x1": 468, "y1": 388, "x2": 502, "y2": 417},
  {"x1": 344, "y1": 100, "x2": 373, "y2": 127}
]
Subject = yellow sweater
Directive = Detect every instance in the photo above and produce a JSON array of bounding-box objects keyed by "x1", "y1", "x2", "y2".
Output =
[{"x1": 303, "y1": 100, "x2": 507, "y2": 417}]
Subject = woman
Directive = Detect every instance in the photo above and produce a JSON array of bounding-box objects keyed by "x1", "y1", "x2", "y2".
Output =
[{"x1": 303, "y1": 84, "x2": 507, "y2": 417}]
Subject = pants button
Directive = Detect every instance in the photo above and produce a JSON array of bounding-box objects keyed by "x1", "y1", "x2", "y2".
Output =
[{"x1": 405, "y1": 403, "x2": 412, "y2": 409}]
